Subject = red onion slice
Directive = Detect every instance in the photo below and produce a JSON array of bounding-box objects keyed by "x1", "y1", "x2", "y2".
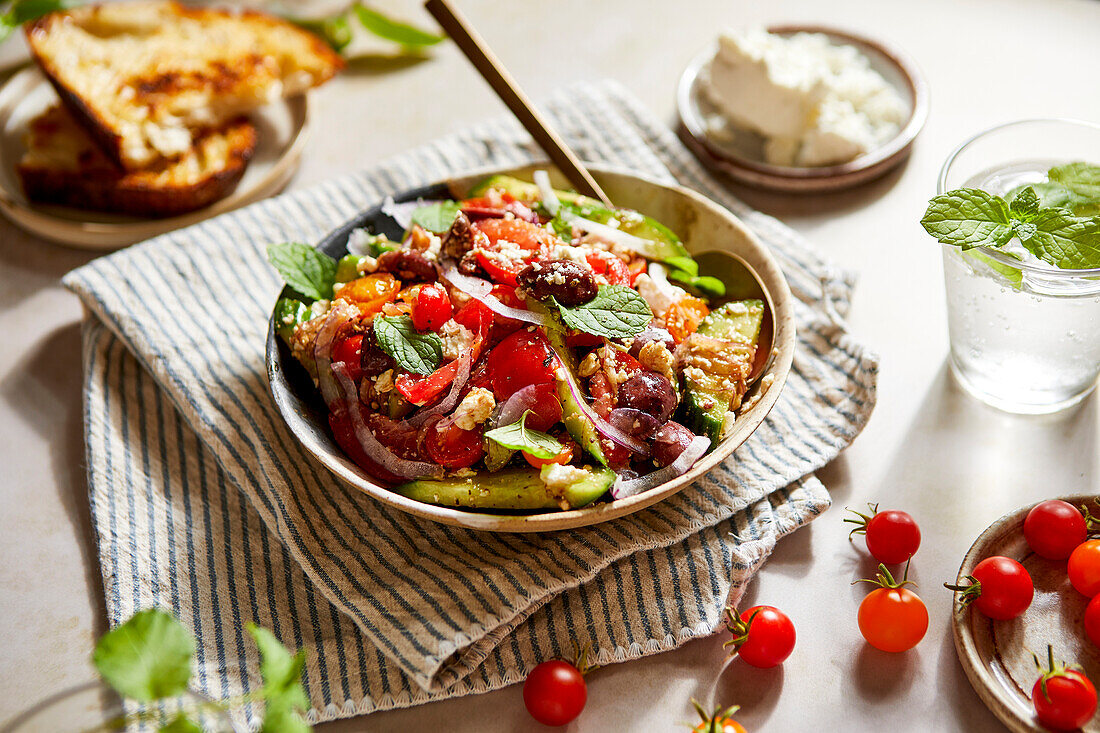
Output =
[
  {"x1": 314, "y1": 304, "x2": 354, "y2": 409},
  {"x1": 611, "y1": 435, "x2": 710, "y2": 499},
  {"x1": 441, "y1": 263, "x2": 548, "y2": 327},
  {"x1": 607, "y1": 408, "x2": 661, "y2": 439},
  {"x1": 497, "y1": 384, "x2": 540, "y2": 427},
  {"x1": 332, "y1": 364, "x2": 442, "y2": 479},
  {"x1": 406, "y1": 349, "x2": 474, "y2": 427}
]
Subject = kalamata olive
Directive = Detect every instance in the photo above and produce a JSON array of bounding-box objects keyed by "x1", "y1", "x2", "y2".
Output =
[
  {"x1": 608, "y1": 407, "x2": 661, "y2": 439},
  {"x1": 442, "y1": 211, "x2": 478, "y2": 259},
  {"x1": 617, "y1": 371, "x2": 676, "y2": 423},
  {"x1": 360, "y1": 327, "x2": 393, "y2": 376},
  {"x1": 652, "y1": 421, "x2": 695, "y2": 468},
  {"x1": 375, "y1": 249, "x2": 438, "y2": 282},
  {"x1": 629, "y1": 327, "x2": 675, "y2": 358},
  {"x1": 516, "y1": 259, "x2": 598, "y2": 306}
]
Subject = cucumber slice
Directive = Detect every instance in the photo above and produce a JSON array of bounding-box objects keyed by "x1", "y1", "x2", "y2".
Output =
[{"x1": 396, "y1": 466, "x2": 614, "y2": 510}]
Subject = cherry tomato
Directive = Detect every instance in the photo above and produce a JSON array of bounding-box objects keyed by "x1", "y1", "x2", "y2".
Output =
[
  {"x1": 588, "y1": 371, "x2": 615, "y2": 418},
  {"x1": 846, "y1": 503, "x2": 921, "y2": 565},
  {"x1": 483, "y1": 329, "x2": 556, "y2": 400},
  {"x1": 520, "y1": 382, "x2": 563, "y2": 432},
  {"x1": 473, "y1": 219, "x2": 561, "y2": 285},
  {"x1": 523, "y1": 443, "x2": 574, "y2": 469},
  {"x1": 421, "y1": 417, "x2": 483, "y2": 470},
  {"x1": 691, "y1": 701, "x2": 747, "y2": 733},
  {"x1": 331, "y1": 334, "x2": 364, "y2": 382},
  {"x1": 1025, "y1": 500, "x2": 1087, "y2": 560},
  {"x1": 410, "y1": 283, "x2": 452, "y2": 332},
  {"x1": 1069, "y1": 540, "x2": 1100, "y2": 597},
  {"x1": 664, "y1": 295, "x2": 709, "y2": 343},
  {"x1": 1033, "y1": 647, "x2": 1098, "y2": 730},
  {"x1": 1086, "y1": 595, "x2": 1100, "y2": 647},
  {"x1": 337, "y1": 273, "x2": 400, "y2": 317},
  {"x1": 585, "y1": 251, "x2": 630, "y2": 285},
  {"x1": 947, "y1": 556, "x2": 1033, "y2": 620},
  {"x1": 488, "y1": 283, "x2": 527, "y2": 333},
  {"x1": 856, "y1": 564, "x2": 927, "y2": 653},
  {"x1": 523, "y1": 659, "x2": 586, "y2": 726},
  {"x1": 460, "y1": 192, "x2": 537, "y2": 222},
  {"x1": 724, "y1": 605, "x2": 796, "y2": 668}
]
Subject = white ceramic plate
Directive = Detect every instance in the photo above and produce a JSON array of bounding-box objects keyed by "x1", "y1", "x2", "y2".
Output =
[
  {"x1": 951, "y1": 495, "x2": 1100, "y2": 732},
  {"x1": 0, "y1": 65, "x2": 309, "y2": 249},
  {"x1": 677, "y1": 25, "x2": 929, "y2": 193}
]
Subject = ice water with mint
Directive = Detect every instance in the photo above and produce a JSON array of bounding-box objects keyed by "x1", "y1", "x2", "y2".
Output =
[{"x1": 943, "y1": 161, "x2": 1100, "y2": 413}]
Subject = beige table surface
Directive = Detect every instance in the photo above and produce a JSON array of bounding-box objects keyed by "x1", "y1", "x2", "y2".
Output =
[{"x1": 2, "y1": 0, "x2": 1099, "y2": 730}]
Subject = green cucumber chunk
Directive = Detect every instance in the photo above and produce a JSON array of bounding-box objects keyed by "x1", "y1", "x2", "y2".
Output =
[
  {"x1": 527, "y1": 299, "x2": 607, "y2": 466},
  {"x1": 395, "y1": 466, "x2": 614, "y2": 510},
  {"x1": 335, "y1": 254, "x2": 364, "y2": 283},
  {"x1": 680, "y1": 300, "x2": 764, "y2": 444},
  {"x1": 274, "y1": 297, "x2": 311, "y2": 342}
]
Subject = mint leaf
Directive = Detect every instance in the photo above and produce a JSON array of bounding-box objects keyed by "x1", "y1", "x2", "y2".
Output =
[
  {"x1": 1009, "y1": 186, "x2": 1040, "y2": 220},
  {"x1": 160, "y1": 715, "x2": 203, "y2": 733},
  {"x1": 1013, "y1": 220, "x2": 1038, "y2": 242},
  {"x1": 663, "y1": 255, "x2": 699, "y2": 277},
  {"x1": 1021, "y1": 209, "x2": 1100, "y2": 269},
  {"x1": 290, "y1": 13, "x2": 353, "y2": 52},
  {"x1": 353, "y1": 3, "x2": 444, "y2": 47},
  {"x1": 410, "y1": 202, "x2": 460, "y2": 233},
  {"x1": 962, "y1": 249, "x2": 1024, "y2": 288},
  {"x1": 920, "y1": 189, "x2": 1014, "y2": 250},
  {"x1": 374, "y1": 315, "x2": 442, "y2": 375},
  {"x1": 667, "y1": 270, "x2": 726, "y2": 297},
  {"x1": 484, "y1": 411, "x2": 564, "y2": 459},
  {"x1": 1049, "y1": 162, "x2": 1100, "y2": 199},
  {"x1": 92, "y1": 609, "x2": 194, "y2": 702},
  {"x1": 267, "y1": 242, "x2": 337, "y2": 302},
  {"x1": 247, "y1": 624, "x2": 310, "y2": 733},
  {"x1": 1009, "y1": 181, "x2": 1100, "y2": 218},
  {"x1": 554, "y1": 285, "x2": 652, "y2": 338}
]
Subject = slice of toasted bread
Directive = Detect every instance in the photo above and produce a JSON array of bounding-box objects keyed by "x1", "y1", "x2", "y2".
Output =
[
  {"x1": 17, "y1": 104, "x2": 257, "y2": 217},
  {"x1": 25, "y1": 0, "x2": 341, "y2": 171}
]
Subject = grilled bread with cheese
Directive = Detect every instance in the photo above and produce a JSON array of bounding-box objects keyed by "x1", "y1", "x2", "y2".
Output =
[
  {"x1": 25, "y1": 0, "x2": 342, "y2": 171},
  {"x1": 18, "y1": 104, "x2": 257, "y2": 217}
]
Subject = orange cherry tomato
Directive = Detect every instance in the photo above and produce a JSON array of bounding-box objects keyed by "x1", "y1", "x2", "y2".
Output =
[
  {"x1": 523, "y1": 443, "x2": 574, "y2": 469},
  {"x1": 665, "y1": 295, "x2": 710, "y2": 343},
  {"x1": 1069, "y1": 540, "x2": 1100, "y2": 597},
  {"x1": 858, "y1": 586, "x2": 928, "y2": 652},
  {"x1": 693, "y1": 719, "x2": 747, "y2": 733},
  {"x1": 337, "y1": 273, "x2": 400, "y2": 317}
]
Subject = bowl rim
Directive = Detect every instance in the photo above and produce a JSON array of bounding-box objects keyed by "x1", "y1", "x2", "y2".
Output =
[
  {"x1": 676, "y1": 23, "x2": 930, "y2": 187},
  {"x1": 265, "y1": 163, "x2": 796, "y2": 532}
]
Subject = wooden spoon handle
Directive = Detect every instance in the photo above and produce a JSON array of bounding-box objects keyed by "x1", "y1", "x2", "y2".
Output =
[{"x1": 424, "y1": 0, "x2": 613, "y2": 206}]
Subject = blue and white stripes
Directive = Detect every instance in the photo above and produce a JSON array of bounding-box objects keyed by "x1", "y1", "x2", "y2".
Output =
[{"x1": 66, "y1": 81, "x2": 875, "y2": 726}]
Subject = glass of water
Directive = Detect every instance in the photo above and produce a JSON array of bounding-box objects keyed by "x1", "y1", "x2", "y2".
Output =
[{"x1": 938, "y1": 119, "x2": 1100, "y2": 414}]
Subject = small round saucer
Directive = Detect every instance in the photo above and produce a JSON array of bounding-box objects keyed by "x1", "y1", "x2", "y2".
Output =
[
  {"x1": 677, "y1": 25, "x2": 929, "y2": 193},
  {"x1": 0, "y1": 65, "x2": 309, "y2": 249}
]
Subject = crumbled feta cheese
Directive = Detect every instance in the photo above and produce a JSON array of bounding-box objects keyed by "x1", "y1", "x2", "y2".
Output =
[
  {"x1": 634, "y1": 273, "x2": 684, "y2": 316},
  {"x1": 578, "y1": 351, "x2": 600, "y2": 378},
  {"x1": 452, "y1": 387, "x2": 495, "y2": 431},
  {"x1": 551, "y1": 243, "x2": 593, "y2": 265},
  {"x1": 309, "y1": 299, "x2": 331, "y2": 319},
  {"x1": 541, "y1": 464, "x2": 589, "y2": 494},
  {"x1": 638, "y1": 340, "x2": 676, "y2": 382},
  {"x1": 357, "y1": 256, "x2": 378, "y2": 274},
  {"x1": 373, "y1": 369, "x2": 395, "y2": 395},
  {"x1": 438, "y1": 319, "x2": 475, "y2": 361}
]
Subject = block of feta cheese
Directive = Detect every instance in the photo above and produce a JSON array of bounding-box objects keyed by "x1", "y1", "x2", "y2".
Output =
[{"x1": 703, "y1": 28, "x2": 907, "y2": 167}]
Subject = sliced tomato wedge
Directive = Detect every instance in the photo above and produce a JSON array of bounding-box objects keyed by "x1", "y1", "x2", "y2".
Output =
[
  {"x1": 586, "y1": 251, "x2": 631, "y2": 285},
  {"x1": 472, "y1": 219, "x2": 562, "y2": 285},
  {"x1": 395, "y1": 306, "x2": 492, "y2": 406}
]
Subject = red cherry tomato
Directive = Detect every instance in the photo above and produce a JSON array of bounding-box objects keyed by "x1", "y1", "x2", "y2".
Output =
[
  {"x1": 473, "y1": 219, "x2": 561, "y2": 285},
  {"x1": 585, "y1": 251, "x2": 630, "y2": 285},
  {"x1": 422, "y1": 418, "x2": 483, "y2": 470},
  {"x1": 588, "y1": 371, "x2": 615, "y2": 418},
  {"x1": 1085, "y1": 595, "x2": 1100, "y2": 647},
  {"x1": 331, "y1": 334, "x2": 364, "y2": 382},
  {"x1": 725, "y1": 605, "x2": 796, "y2": 668},
  {"x1": 519, "y1": 382, "x2": 563, "y2": 432},
  {"x1": 410, "y1": 283, "x2": 452, "y2": 332},
  {"x1": 483, "y1": 329, "x2": 556, "y2": 400},
  {"x1": 846, "y1": 504, "x2": 921, "y2": 564},
  {"x1": 1069, "y1": 540, "x2": 1100, "y2": 597},
  {"x1": 1032, "y1": 649, "x2": 1098, "y2": 730},
  {"x1": 1024, "y1": 500, "x2": 1088, "y2": 560},
  {"x1": 487, "y1": 283, "x2": 527, "y2": 333},
  {"x1": 523, "y1": 659, "x2": 586, "y2": 726},
  {"x1": 949, "y1": 556, "x2": 1033, "y2": 620}
]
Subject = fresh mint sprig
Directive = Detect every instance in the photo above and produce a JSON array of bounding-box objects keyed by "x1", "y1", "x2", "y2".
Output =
[
  {"x1": 374, "y1": 315, "x2": 443, "y2": 375},
  {"x1": 484, "y1": 410, "x2": 564, "y2": 459},
  {"x1": 553, "y1": 285, "x2": 652, "y2": 338},
  {"x1": 92, "y1": 608, "x2": 311, "y2": 731},
  {"x1": 267, "y1": 242, "x2": 337, "y2": 302},
  {"x1": 289, "y1": 2, "x2": 443, "y2": 56},
  {"x1": 921, "y1": 183, "x2": 1100, "y2": 270}
]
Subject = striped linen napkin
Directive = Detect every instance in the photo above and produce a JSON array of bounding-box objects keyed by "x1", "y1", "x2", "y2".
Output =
[{"x1": 64, "y1": 80, "x2": 877, "y2": 725}]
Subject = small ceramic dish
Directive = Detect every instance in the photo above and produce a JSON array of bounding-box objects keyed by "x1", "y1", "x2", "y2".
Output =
[
  {"x1": 951, "y1": 495, "x2": 1100, "y2": 732},
  {"x1": 265, "y1": 163, "x2": 796, "y2": 532},
  {"x1": 0, "y1": 65, "x2": 308, "y2": 249},
  {"x1": 677, "y1": 24, "x2": 929, "y2": 193}
]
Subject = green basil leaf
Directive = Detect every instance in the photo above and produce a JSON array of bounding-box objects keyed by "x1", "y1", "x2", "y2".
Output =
[
  {"x1": 1021, "y1": 209, "x2": 1100, "y2": 269},
  {"x1": 410, "y1": 201, "x2": 461, "y2": 233},
  {"x1": 1009, "y1": 186, "x2": 1040, "y2": 220},
  {"x1": 1049, "y1": 161, "x2": 1100, "y2": 199},
  {"x1": 920, "y1": 188, "x2": 1014, "y2": 250},
  {"x1": 667, "y1": 270, "x2": 726, "y2": 297},
  {"x1": 484, "y1": 411, "x2": 564, "y2": 459},
  {"x1": 374, "y1": 315, "x2": 443, "y2": 375},
  {"x1": 159, "y1": 715, "x2": 203, "y2": 733},
  {"x1": 248, "y1": 625, "x2": 310, "y2": 733},
  {"x1": 554, "y1": 285, "x2": 652, "y2": 338},
  {"x1": 266, "y1": 242, "x2": 337, "y2": 302},
  {"x1": 92, "y1": 609, "x2": 194, "y2": 702},
  {"x1": 663, "y1": 255, "x2": 699, "y2": 277},
  {"x1": 353, "y1": 3, "x2": 444, "y2": 47}
]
